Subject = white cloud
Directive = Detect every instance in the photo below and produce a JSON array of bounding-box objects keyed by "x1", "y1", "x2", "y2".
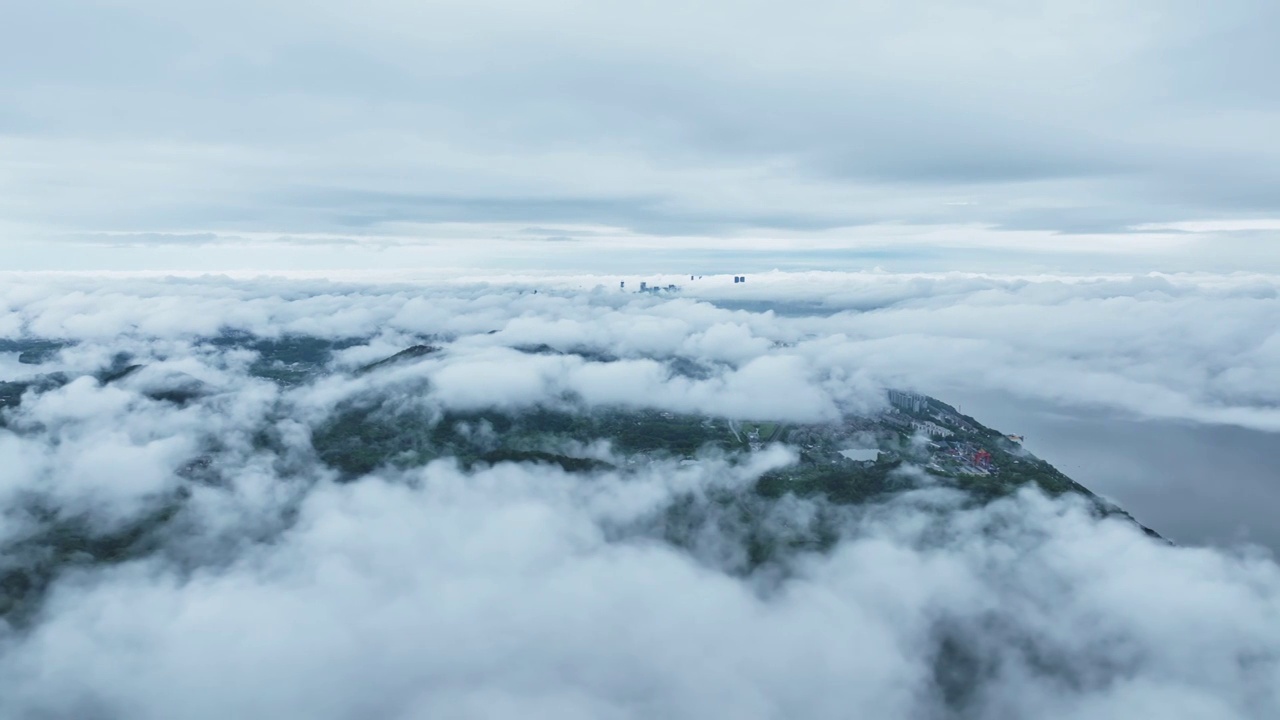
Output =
[
  {"x1": 0, "y1": 274, "x2": 1278, "y2": 717},
  {"x1": 4, "y1": 272, "x2": 1280, "y2": 430},
  {"x1": 1, "y1": 463, "x2": 1277, "y2": 719}
]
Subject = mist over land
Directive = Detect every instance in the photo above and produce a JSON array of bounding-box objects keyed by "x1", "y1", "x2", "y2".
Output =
[{"x1": 1, "y1": 273, "x2": 1278, "y2": 719}]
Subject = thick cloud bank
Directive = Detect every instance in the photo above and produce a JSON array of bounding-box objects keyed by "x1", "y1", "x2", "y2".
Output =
[
  {"x1": 3, "y1": 270, "x2": 1278, "y2": 429},
  {"x1": 7, "y1": 468, "x2": 1280, "y2": 720},
  {"x1": 1, "y1": 273, "x2": 1278, "y2": 719}
]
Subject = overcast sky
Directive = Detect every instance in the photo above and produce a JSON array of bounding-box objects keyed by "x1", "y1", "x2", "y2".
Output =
[{"x1": 3, "y1": 0, "x2": 1278, "y2": 272}]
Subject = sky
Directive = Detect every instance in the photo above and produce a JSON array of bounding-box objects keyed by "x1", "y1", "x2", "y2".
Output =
[{"x1": 2, "y1": 0, "x2": 1279, "y2": 273}]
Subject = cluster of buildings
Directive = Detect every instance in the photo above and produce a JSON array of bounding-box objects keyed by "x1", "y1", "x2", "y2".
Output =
[
  {"x1": 931, "y1": 441, "x2": 997, "y2": 475},
  {"x1": 838, "y1": 447, "x2": 881, "y2": 467},
  {"x1": 887, "y1": 389, "x2": 987, "y2": 437},
  {"x1": 888, "y1": 390, "x2": 929, "y2": 414},
  {"x1": 618, "y1": 274, "x2": 747, "y2": 293},
  {"x1": 621, "y1": 281, "x2": 681, "y2": 294},
  {"x1": 911, "y1": 419, "x2": 953, "y2": 438},
  {"x1": 885, "y1": 391, "x2": 951, "y2": 438}
]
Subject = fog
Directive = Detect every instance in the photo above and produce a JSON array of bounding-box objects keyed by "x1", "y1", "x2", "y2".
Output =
[{"x1": 1, "y1": 274, "x2": 1278, "y2": 718}]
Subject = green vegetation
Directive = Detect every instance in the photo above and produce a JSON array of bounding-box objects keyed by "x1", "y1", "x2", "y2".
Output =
[
  {"x1": 305, "y1": 379, "x2": 1106, "y2": 516},
  {"x1": 0, "y1": 381, "x2": 26, "y2": 410},
  {"x1": 598, "y1": 411, "x2": 734, "y2": 456},
  {"x1": 756, "y1": 456, "x2": 906, "y2": 505},
  {"x1": 0, "y1": 340, "x2": 1157, "y2": 627},
  {"x1": 0, "y1": 338, "x2": 71, "y2": 365},
  {"x1": 310, "y1": 405, "x2": 735, "y2": 479},
  {"x1": 97, "y1": 363, "x2": 143, "y2": 384},
  {"x1": 208, "y1": 331, "x2": 366, "y2": 385},
  {"x1": 312, "y1": 402, "x2": 441, "y2": 478},
  {"x1": 0, "y1": 499, "x2": 183, "y2": 625},
  {"x1": 356, "y1": 344, "x2": 439, "y2": 374},
  {"x1": 744, "y1": 421, "x2": 778, "y2": 442},
  {"x1": 474, "y1": 450, "x2": 612, "y2": 473}
]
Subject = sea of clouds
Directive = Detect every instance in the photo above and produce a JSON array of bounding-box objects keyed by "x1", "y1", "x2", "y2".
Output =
[{"x1": 1, "y1": 271, "x2": 1278, "y2": 719}]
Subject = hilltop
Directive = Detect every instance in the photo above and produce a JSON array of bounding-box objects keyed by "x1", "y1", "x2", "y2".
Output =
[{"x1": 0, "y1": 336, "x2": 1159, "y2": 625}]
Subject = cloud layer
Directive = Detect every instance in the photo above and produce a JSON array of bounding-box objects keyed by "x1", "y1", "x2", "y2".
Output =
[
  {"x1": 1, "y1": 275, "x2": 1278, "y2": 718},
  {"x1": 5, "y1": 464, "x2": 1280, "y2": 720},
  {"x1": 3, "y1": 1, "x2": 1279, "y2": 272},
  {"x1": 4, "y1": 270, "x2": 1278, "y2": 429}
]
